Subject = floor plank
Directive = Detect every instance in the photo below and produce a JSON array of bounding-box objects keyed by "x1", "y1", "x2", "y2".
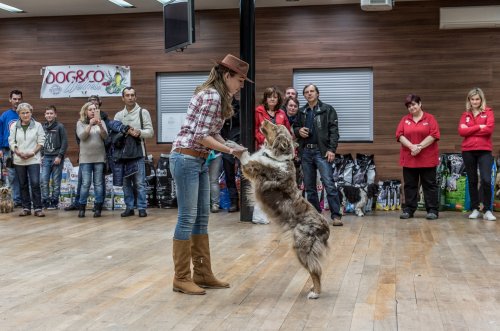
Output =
[{"x1": 0, "y1": 209, "x2": 499, "y2": 330}]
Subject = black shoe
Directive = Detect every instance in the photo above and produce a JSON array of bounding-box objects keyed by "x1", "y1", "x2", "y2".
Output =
[
  {"x1": 138, "y1": 209, "x2": 147, "y2": 217},
  {"x1": 121, "y1": 209, "x2": 135, "y2": 217},
  {"x1": 426, "y1": 212, "x2": 438, "y2": 220},
  {"x1": 64, "y1": 204, "x2": 78, "y2": 211},
  {"x1": 399, "y1": 211, "x2": 414, "y2": 219},
  {"x1": 14, "y1": 202, "x2": 22, "y2": 208}
]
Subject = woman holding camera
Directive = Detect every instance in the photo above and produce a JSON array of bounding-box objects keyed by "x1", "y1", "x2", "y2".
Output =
[{"x1": 76, "y1": 102, "x2": 108, "y2": 218}]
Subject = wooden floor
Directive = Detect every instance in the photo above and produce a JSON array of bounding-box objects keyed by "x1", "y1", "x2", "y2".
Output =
[{"x1": 1, "y1": 208, "x2": 500, "y2": 331}]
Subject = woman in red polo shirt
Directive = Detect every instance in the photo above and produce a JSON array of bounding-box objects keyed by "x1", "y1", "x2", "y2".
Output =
[
  {"x1": 396, "y1": 94, "x2": 440, "y2": 220},
  {"x1": 458, "y1": 87, "x2": 496, "y2": 221}
]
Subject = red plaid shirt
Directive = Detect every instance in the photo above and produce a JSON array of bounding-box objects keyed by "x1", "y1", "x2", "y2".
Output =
[{"x1": 172, "y1": 88, "x2": 224, "y2": 153}]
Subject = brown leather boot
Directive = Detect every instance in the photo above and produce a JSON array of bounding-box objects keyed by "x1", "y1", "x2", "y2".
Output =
[
  {"x1": 191, "y1": 234, "x2": 230, "y2": 289},
  {"x1": 172, "y1": 239, "x2": 206, "y2": 295}
]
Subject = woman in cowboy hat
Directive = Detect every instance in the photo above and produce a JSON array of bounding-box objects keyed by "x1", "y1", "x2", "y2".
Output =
[{"x1": 169, "y1": 54, "x2": 250, "y2": 295}]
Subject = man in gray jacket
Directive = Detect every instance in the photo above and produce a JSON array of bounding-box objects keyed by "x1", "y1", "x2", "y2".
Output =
[{"x1": 114, "y1": 87, "x2": 154, "y2": 217}]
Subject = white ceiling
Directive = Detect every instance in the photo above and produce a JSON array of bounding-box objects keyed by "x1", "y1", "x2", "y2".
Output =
[{"x1": 0, "y1": 0, "x2": 421, "y2": 19}]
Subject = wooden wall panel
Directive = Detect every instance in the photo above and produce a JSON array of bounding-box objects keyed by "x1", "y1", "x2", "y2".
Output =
[{"x1": 0, "y1": 0, "x2": 499, "y2": 181}]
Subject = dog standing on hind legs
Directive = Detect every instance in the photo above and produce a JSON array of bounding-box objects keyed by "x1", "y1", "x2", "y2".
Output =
[{"x1": 231, "y1": 120, "x2": 330, "y2": 299}]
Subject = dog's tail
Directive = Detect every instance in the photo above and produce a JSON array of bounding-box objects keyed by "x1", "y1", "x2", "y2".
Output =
[{"x1": 292, "y1": 227, "x2": 329, "y2": 276}]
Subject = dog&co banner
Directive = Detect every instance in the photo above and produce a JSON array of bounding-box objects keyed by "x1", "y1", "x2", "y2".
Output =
[{"x1": 40, "y1": 64, "x2": 131, "y2": 98}]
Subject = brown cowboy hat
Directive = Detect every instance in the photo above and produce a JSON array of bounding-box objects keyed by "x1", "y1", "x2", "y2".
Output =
[{"x1": 216, "y1": 54, "x2": 254, "y2": 83}]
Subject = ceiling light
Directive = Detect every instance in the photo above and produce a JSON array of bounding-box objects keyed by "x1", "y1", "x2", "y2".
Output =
[
  {"x1": 0, "y1": 3, "x2": 25, "y2": 13},
  {"x1": 108, "y1": 0, "x2": 136, "y2": 8}
]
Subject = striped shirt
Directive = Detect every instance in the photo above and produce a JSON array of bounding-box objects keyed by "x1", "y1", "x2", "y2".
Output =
[{"x1": 172, "y1": 88, "x2": 225, "y2": 153}]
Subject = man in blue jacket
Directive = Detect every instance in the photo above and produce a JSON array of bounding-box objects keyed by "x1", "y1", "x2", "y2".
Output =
[{"x1": 0, "y1": 90, "x2": 23, "y2": 206}]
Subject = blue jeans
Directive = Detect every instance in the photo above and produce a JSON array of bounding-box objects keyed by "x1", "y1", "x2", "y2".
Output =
[
  {"x1": 72, "y1": 165, "x2": 82, "y2": 206},
  {"x1": 123, "y1": 158, "x2": 147, "y2": 210},
  {"x1": 169, "y1": 152, "x2": 209, "y2": 240},
  {"x1": 15, "y1": 164, "x2": 42, "y2": 211},
  {"x1": 40, "y1": 155, "x2": 64, "y2": 206},
  {"x1": 3, "y1": 148, "x2": 21, "y2": 204},
  {"x1": 301, "y1": 148, "x2": 341, "y2": 219},
  {"x1": 79, "y1": 163, "x2": 104, "y2": 205},
  {"x1": 208, "y1": 153, "x2": 222, "y2": 205}
]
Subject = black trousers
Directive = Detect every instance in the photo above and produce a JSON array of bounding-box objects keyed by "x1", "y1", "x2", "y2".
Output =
[
  {"x1": 15, "y1": 164, "x2": 42, "y2": 211},
  {"x1": 402, "y1": 167, "x2": 438, "y2": 215},
  {"x1": 462, "y1": 150, "x2": 494, "y2": 211},
  {"x1": 222, "y1": 152, "x2": 239, "y2": 202}
]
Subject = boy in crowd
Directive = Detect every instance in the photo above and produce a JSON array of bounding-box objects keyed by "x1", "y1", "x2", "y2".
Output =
[{"x1": 41, "y1": 105, "x2": 68, "y2": 209}]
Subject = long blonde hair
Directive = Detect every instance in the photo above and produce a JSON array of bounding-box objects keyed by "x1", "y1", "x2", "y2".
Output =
[
  {"x1": 79, "y1": 102, "x2": 95, "y2": 123},
  {"x1": 195, "y1": 65, "x2": 234, "y2": 119},
  {"x1": 466, "y1": 87, "x2": 486, "y2": 112}
]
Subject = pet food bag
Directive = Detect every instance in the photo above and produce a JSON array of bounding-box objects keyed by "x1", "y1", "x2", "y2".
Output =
[
  {"x1": 352, "y1": 153, "x2": 375, "y2": 186},
  {"x1": 145, "y1": 156, "x2": 157, "y2": 208},
  {"x1": 113, "y1": 186, "x2": 125, "y2": 210},
  {"x1": 157, "y1": 154, "x2": 177, "y2": 208}
]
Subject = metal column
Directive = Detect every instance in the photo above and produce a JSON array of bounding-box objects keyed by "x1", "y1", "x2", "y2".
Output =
[{"x1": 239, "y1": 0, "x2": 255, "y2": 222}]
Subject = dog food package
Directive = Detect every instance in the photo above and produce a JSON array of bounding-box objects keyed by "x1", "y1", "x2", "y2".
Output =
[
  {"x1": 113, "y1": 186, "x2": 125, "y2": 210},
  {"x1": 69, "y1": 166, "x2": 79, "y2": 188},
  {"x1": 332, "y1": 154, "x2": 354, "y2": 186},
  {"x1": 59, "y1": 183, "x2": 73, "y2": 209},
  {"x1": 417, "y1": 185, "x2": 426, "y2": 211},
  {"x1": 61, "y1": 158, "x2": 74, "y2": 184},
  {"x1": 102, "y1": 176, "x2": 114, "y2": 210},
  {"x1": 444, "y1": 175, "x2": 466, "y2": 211},
  {"x1": 352, "y1": 153, "x2": 375, "y2": 186},
  {"x1": 376, "y1": 181, "x2": 388, "y2": 210},
  {"x1": 145, "y1": 156, "x2": 157, "y2": 208},
  {"x1": 393, "y1": 180, "x2": 401, "y2": 210},
  {"x1": 157, "y1": 154, "x2": 177, "y2": 208}
]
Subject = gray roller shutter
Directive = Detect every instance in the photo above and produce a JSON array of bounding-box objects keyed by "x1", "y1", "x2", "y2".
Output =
[
  {"x1": 156, "y1": 72, "x2": 208, "y2": 143},
  {"x1": 293, "y1": 68, "x2": 373, "y2": 142}
]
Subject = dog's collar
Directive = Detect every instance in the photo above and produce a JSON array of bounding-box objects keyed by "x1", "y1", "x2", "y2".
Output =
[{"x1": 262, "y1": 151, "x2": 293, "y2": 163}]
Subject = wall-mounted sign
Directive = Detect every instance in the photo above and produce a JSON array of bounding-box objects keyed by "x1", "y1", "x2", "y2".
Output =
[{"x1": 40, "y1": 64, "x2": 131, "y2": 99}]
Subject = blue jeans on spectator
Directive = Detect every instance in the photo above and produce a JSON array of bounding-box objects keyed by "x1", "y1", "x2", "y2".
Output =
[
  {"x1": 123, "y1": 158, "x2": 147, "y2": 210},
  {"x1": 73, "y1": 165, "x2": 82, "y2": 206},
  {"x1": 169, "y1": 152, "x2": 209, "y2": 241},
  {"x1": 301, "y1": 148, "x2": 341, "y2": 219},
  {"x1": 208, "y1": 153, "x2": 222, "y2": 206},
  {"x1": 3, "y1": 148, "x2": 21, "y2": 204},
  {"x1": 78, "y1": 163, "x2": 104, "y2": 206},
  {"x1": 15, "y1": 164, "x2": 42, "y2": 211},
  {"x1": 40, "y1": 155, "x2": 64, "y2": 207}
]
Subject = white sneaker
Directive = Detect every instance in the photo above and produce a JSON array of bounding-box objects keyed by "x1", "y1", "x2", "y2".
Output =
[
  {"x1": 252, "y1": 217, "x2": 270, "y2": 224},
  {"x1": 468, "y1": 209, "x2": 481, "y2": 219},
  {"x1": 483, "y1": 210, "x2": 497, "y2": 221}
]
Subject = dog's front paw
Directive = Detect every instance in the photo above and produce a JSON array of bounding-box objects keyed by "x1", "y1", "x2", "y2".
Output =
[{"x1": 240, "y1": 151, "x2": 250, "y2": 165}]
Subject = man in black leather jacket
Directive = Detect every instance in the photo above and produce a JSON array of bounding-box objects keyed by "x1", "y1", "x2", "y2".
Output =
[{"x1": 292, "y1": 84, "x2": 343, "y2": 226}]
